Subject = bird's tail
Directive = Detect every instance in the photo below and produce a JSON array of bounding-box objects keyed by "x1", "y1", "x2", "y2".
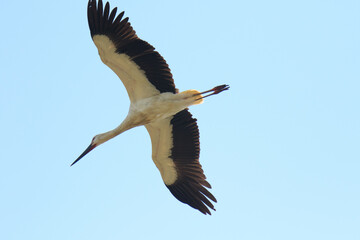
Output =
[
  {"x1": 180, "y1": 89, "x2": 204, "y2": 105},
  {"x1": 180, "y1": 84, "x2": 230, "y2": 106}
]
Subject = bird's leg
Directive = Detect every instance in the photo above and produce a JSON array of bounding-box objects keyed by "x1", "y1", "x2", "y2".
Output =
[{"x1": 195, "y1": 84, "x2": 230, "y2": 100}]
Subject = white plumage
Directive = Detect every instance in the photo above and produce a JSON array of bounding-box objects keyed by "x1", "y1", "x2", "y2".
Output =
[{"x1": 72, "y1": 0, "x2": 229, "y2": 215}]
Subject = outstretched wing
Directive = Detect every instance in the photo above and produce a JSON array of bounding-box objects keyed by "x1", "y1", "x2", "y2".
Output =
[
  {"x1": 87, "y1": 0, "x2": 176, "y2": 102},
  {"x1": 145, "y1": 110, "x2": 217, "y2": 215}
]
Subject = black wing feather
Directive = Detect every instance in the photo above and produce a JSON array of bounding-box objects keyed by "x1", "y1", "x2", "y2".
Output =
[
  {"x1": 87, "y1": 0, "x2": 176, "y2": 93},
  {"x1": 167, "y1": 110, "x2": 217, "y2": 215}
]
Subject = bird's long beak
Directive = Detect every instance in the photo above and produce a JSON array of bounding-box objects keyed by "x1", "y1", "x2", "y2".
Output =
[{"x1": 71, "y1": 143, "x2": 96, "y2": 166}]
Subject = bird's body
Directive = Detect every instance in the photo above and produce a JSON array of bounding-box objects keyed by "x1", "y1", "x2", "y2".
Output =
[
  {"x1": 87, "y1": 89, "x2": 204, "y2": 154},
  {"x1": 73, "y1": 0, "x2": 229, "y2": 215}
]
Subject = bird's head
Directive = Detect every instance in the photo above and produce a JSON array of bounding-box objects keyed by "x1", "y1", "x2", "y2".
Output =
[{"x1": 71, "y1": 134, "x2": 104, "y2": 166}]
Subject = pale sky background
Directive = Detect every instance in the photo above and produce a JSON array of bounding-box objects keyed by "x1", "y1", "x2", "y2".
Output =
[{"x1": 1, "y1": 0, "x2": 359, "y2": 239}]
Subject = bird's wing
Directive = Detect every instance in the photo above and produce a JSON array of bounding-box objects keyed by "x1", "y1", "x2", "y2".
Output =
[
  {"x1": 145, "y1": 109, "x2": 217, "y2": 215},
  {"x1": 87, "y1": 0, "x2": 176, "y2": 102}
]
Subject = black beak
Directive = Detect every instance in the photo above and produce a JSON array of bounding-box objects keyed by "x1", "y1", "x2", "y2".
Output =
[{"x1": 71, "y1": 143, "x2": 96, "y2": 166}]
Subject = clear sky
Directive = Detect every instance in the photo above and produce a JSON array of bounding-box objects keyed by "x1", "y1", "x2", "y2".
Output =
[{"x1": 1, "y1": 0, "x2": 359, "y2": 239}]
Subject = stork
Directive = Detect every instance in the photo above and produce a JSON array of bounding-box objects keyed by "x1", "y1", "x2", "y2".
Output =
[{"x1": 72, "y1": 0, "x2": 229, "y2": 215}]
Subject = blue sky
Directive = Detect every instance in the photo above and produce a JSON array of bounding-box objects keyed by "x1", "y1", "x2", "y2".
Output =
[{"x1": 1, "y1": 0, "x2": 359, "y2": 239}]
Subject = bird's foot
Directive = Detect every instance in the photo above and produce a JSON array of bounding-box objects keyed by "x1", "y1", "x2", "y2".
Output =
[{"x1": 196, "y1": 84, "x2": 230, "y2": 100}]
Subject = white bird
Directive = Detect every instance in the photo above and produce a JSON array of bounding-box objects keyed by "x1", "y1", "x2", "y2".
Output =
[{"x1": 72, "y1": 0, "x2": 229, "y2": 215}]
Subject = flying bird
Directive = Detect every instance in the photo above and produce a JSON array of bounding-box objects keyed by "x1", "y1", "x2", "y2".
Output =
[{"x1": 72, "y1": 0, "x2": 229, "y2": 215}]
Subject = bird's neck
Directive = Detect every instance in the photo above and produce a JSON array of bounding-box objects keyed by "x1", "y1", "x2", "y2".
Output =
[{"x1": 97, "y1": 118, "x2": 135, "y2": 145}]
